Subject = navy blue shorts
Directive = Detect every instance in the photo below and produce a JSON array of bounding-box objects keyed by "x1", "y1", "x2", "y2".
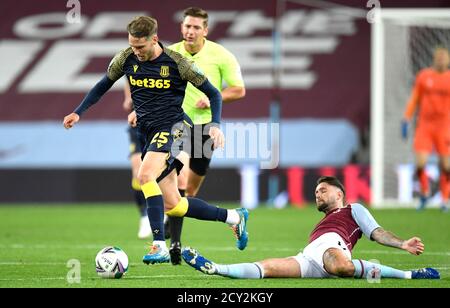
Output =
[
  {"x1": 140, "y1": 117, "x2": 193, "y2": 182},
  {"x1": 187, "y1": 124, "x2": 214, "y2": 176}
]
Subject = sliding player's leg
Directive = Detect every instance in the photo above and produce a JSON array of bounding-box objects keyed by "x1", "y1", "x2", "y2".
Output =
[
  {"x1": 323, "y1": 248, "x2": 439, "y2": 279},
  {"x1": 182, "y1": 247, "x2": 301, "y2": 278}
]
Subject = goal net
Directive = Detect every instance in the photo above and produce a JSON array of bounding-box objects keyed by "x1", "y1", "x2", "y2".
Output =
[{"x1": 371, "y1": 9, "x2": 450, "y2": 208}]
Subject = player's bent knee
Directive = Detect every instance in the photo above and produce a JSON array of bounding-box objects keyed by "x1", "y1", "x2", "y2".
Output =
[
  {"x1": 186, "y1": 177, "x2": 203, "y2": 197},
  {"x1": 137, "y1": 172, "x2": 158, "y2": 186},
  {"x1": 163, "y1": 195, "x2": 180, "y2": 210},
  {"x1": 324, "y1": 260, "x2": 354, "y2": 277},
  {"x1": 335, "y1": 262, "x2": 354, "y2": 277},
  {"x1": 323, "y1": 248, "x2": 353, "y2": 277},
  {"x1": 165, "y1": 197, "x2": 188, "y2": 217},
  {"x1": 186, "y1": 185, "x2": 199, "y2": 197},
  {"x1": 177, "y1": 173, "x2": 188, "y2": 189}
]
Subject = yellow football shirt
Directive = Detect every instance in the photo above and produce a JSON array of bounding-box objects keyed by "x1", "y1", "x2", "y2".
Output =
[{"x1": 168, "y1": 39, "x2": 244, "y2": 124}]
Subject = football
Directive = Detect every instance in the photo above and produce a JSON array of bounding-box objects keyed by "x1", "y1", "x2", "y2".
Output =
[{"x1": 95, "y1": 246, "x2": 129, "y2": 279}]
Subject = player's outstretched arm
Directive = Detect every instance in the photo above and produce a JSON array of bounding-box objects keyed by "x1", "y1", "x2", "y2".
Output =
[
  {"x1": 62, "y1": 75, "x2": 115, "y2": 129},
  {"x1": 197, "y1": 79, "x2": 222, "y2": 123},
  {"x1": 401, "y1": 86, "x2": 420, "y2": 140},
  {"x1": 197, "y1": 79, "x2": 224, "y2": 149},
  {"x1": 371, "y1": 228, "x2": 424, "y2": 255},
  {"x1": 400, "y1": 237, "x2": 425, "y2": 256},
  {"x1": 63, "y1": 113, "x2": 80, "y2": 129}
]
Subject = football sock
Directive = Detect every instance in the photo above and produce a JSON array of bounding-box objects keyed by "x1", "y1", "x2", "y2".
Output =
[
  {"x1": 142, "y1": 181, "x2": 165, "y2": 241},
  {"x1": 169, "y1": 190, "x2": 185, "y2": 243},
  {"x1": 416, "y1": 167, "x2": 429, "y2": 196},
  {"x1": 132, "y1": 178, "x2": 147, "y2": 217},
  {"x1": 153, "y1": 240, "x2": 167, "y2": 250},
  {"x1": 184, "y1": 197, "x2": 228, "y2": 222},
  {"x1": 225, "y1": 209, "x2": 241, "y2": 225},
  {"x1": 352, "y1": 259, "x2": 410, "y2": 279},
  {"x1": 215, "y1": 263, "x2": 264, "y2": 279}
]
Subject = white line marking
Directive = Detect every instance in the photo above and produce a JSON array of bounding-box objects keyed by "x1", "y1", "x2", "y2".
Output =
[
  {"x1": 0, "y1": 274, "x2": 201, "y2": 282},
  {"x1": 1, "y1": 244, "x2": 450, "y2": 256}
]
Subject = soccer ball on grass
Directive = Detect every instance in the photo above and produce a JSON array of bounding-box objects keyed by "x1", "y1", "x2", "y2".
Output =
[{"x1": 95, "y1": 246, "x2": 129, "y2": 279}]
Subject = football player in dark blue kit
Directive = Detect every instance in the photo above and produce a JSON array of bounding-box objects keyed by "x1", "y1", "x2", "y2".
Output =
[
  {"x1": 123, "y1": 85, "x2": 173, "y2": 240},
  {"x1": 63, "y1": 16, "x2": 249, "y2": 264},
  {"x1": 122, "y1": 87, "x2": 152, "y2": 240}
]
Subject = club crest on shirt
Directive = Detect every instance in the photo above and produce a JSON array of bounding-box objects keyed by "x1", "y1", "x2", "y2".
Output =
[
  {"x1": 160, "y1": 66, "x2": 170, "y2": 77},
  {"x1": 133, "y1": 65, "x2": 139, "y2": 73}
]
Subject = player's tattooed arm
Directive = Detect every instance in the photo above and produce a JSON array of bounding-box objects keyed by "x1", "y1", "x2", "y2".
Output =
[
  {"x1": 371, "y1": 227, "x2": 425, "y2": 255},
  {"x1": 370, "y1": 227, "x2": 404, "y2": 249}
]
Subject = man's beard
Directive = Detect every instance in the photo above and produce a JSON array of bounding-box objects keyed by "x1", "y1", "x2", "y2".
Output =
[{"x1": 317, "y1": 202, "x2": 329, "y2": 213}]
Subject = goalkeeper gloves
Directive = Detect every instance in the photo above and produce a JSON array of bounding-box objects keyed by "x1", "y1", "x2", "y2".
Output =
[{"x1": 401, "y1": 120, "x2": 409, "y2": 140}]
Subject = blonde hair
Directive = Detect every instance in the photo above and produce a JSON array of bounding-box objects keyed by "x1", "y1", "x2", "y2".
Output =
[{"x1": 127, "y1": 16, "x2": 158, "y2": 38}]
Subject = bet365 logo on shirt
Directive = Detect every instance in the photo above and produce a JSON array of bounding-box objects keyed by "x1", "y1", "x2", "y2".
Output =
[{"x1": 128, "y1": 75, "x2": 171, "y2": 89}]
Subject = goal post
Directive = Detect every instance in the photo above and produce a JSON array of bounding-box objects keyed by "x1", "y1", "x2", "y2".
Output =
[{"x1": 371, "y1": 8, "x2": 450, "y2": 208}]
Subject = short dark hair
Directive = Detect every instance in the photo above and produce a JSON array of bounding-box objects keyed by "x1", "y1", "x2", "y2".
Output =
[
  {"x1": 317, "y1": 176, "x2": 346, "y2": 197},
  {"x1": 127, "y1": 16, "x2": 158, "y2": 38},
  {"x1": 183, "y1": 7, "x2": 208, "y2": 27}
]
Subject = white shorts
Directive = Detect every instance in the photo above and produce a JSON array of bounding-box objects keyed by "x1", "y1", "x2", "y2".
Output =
[{"x1": 292, "y1": 232, "x2": 352, "y2": 278}]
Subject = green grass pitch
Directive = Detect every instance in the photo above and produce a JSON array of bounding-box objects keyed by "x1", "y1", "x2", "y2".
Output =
[{"x1": 0, "y1": 204, "x2": 448, "y2": 288}]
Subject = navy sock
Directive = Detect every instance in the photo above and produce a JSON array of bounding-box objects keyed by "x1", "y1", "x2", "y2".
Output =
[
  {"x1": 146, "y1": 195, "x2": 165, "y2": 241},
  {"x1": 169, "y1": 216, "x2": 184, "y2": 243},
  {"x1": 186, "y1": 197, "x2": 228, "y2": 222}
]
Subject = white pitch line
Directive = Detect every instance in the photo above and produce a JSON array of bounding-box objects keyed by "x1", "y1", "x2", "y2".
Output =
[
  {"x1": 0, "y1": 274, "x2": 201, "y2": 282},
  {"x1": 0, "y1": 262, "x2": 67, "y2": 266},
  {"x1": 120, "y1": 274, "x2": 206, "y2": 279},
  {"x1": 0, "y1": 262, "x2": 163, "y2": 266},
  {"x1": 1, "y1": 244, "x2": 450, "y2": 256},
  {"x1": 0, "y1": 277, "x2": 66, "y2": 281},
  {"x1": 357, "y1": 250, "x2": 450, "y2": 256},
  {"x1": 0, "y1": 243, "x2": 450, "y2": 258}
]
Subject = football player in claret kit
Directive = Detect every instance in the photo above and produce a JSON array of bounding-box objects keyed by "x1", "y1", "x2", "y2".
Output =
[
  {"x1": 63, "y1": 16, "x2": 249, "y2": 264},
  {"x1": 182, "y1": 176, "x2": 439, "y2": 280}
]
